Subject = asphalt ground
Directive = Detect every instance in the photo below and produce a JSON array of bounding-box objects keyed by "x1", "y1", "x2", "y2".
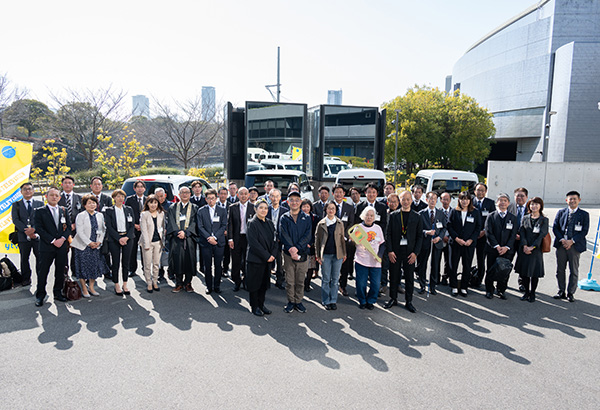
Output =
[{"x1": 1, "y1": 205, "x2": 599, "y2": 409}]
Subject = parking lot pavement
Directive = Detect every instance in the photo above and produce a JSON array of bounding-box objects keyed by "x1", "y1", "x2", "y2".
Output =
[{"x1": 1, "y1": 205, "x2": 600, "y2": 409}]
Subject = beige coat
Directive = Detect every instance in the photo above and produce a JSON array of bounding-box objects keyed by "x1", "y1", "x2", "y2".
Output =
[
  {"x1": 139, "y1": 211, "x2": 165, "y2": 249},
  {"x1": 315, "y1": 217, "x2": 347, "y2": 260}
]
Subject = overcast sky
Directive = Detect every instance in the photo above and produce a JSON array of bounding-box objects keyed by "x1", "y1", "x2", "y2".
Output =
[{"x1": 2, "y1": 0, "x2": 533, "y2": 114}]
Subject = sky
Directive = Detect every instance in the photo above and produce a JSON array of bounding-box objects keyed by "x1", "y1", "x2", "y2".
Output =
[{"x1": 2, "y1": 0, "x2": 534, "y2": 114}]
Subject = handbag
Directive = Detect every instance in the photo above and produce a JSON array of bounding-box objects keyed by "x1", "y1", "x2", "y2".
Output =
[
  {"x1": 101, "y1": 239, "x2": 110, "y2": 255},
  {"x1": 8, "y1": 231, "x2": 18, "y2": 245},
  {"x1": 63, "y1": 277, "x2": 82, "y2": 301},
  {"x1": 541, "y1": 233, "x2": 552, "y2": 253}
]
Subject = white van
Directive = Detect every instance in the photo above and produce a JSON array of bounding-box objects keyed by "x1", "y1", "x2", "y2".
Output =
[
  {"x1": 260, "y1": 159, "x2": 303, "y2": 171},
  {"x1": 413, "y1": 169, "x2": 479, "y2": 197},
  {"x1": 335, "y1": 168, "x2": 387, "y2": 200},
  {"x1": 324, "y1": 157, "x2": 350, "y2": 177}
]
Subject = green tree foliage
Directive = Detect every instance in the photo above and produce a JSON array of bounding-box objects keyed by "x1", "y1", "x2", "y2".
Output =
[
  {"x1": 382, "y1": 86, "x2": 495, "y2": 173},
  {"x1": 3, "y1": 99, "x2": 53, "y2": 138}
]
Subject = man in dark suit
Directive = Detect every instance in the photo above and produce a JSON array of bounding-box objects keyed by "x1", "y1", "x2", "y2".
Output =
[
  {"x1": 331, "y1": 184, "x2": 356, "y2": 296},
  {"x1": 228, "y1": 187, "x2": 255, "y2": 291},
  {"x1": 11, "y1": 182, "x2": 44, "y2": 286},
  {"x1": 552, "y1": 191, "x2": 590, "y2": 302},
  {"x1": 90, "y1": 176, "x2": 112, "y2": 212},
  {"x1": 267, "y1": 188, "x2": 285, "y2": 288},
  {"x1": 125, "y1": 180, "x2": 146, "y2": 277},
  {"x1": 438, "y1": 192, "x2": 452, "y2": 286},
  {"x1": 411, "y1": 185, "x2": 427, "y2": 212},
  {"x1": 260, "y1": 180, "x2": 274, "y2": 204},
  {"x1": 385, "y1": 190, "x2": 423, "y2": 312},
  {"x1": 484, "y1": 193, "x2": 518, "y2": 300},
  {"x1": 312, "y1": 185, "x2": 330, "y2": 219},
  {"x1": 33, "y1": 187, "x2": 71, "y2": 306},
  {"x1": 227, "y1": 182, "x2": 239, "y2": 204},
  {"x1": 508, "y1": 187, "x2": 529, "y2": 291},
  {"x1": 154, "y1": 187, "x2": 172, "y2": 281},
  {"x1": 197, "y1": 189, "x2": 228, "y2": 294},
  {"x1": 416, "y1": 191, "x2": 447, "y2": 295},
  {"x1": 379, "y1": 182, "x2": 396, "y2": 206},
  {"x1": 167, "y1": 186, "x2": 198, "y2": 293},
  {"x1": 190, "y1": 180, "x2": 207, "y2": 208},
  {"x1": 217, "y1": 187, "x2": 231, "y2": 277},
  {"x1": 59, "y1": 176, "x2": 82, "y2": 278},
  {"x1": 471, "y1": 183, "x2": 496, "y2": 288},
  {"x1": 355, "y1": 183, "x2": 388, "y2": 233}
]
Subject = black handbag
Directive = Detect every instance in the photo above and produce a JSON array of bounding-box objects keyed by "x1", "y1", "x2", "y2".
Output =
[
  {"x1": 8, "y1": 231, "x2": 18, "y2": 245},
  {"x1": 101, "y1": 239, "x2": 110, "y2": 255},
  {"x1": 488, "y1": 257, "x2": 513, "y2": 282}
]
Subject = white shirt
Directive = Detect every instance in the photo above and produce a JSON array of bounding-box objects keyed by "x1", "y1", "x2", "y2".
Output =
[
  {"x1": 115, "y1": 205, "x2": 126, "y2": 232},
  {"x1": 240, "y1": 202, "x2": 247, "y2": 234},
  {"x1": 461, "y1": 210, "x2": 467, "y2": 225}
]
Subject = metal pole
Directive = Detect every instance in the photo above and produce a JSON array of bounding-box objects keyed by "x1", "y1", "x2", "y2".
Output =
[
  {"x1": 277, "y1": 47, "x2": 280, "y2": 103},
  {"x1": 394, "y1": 109, "x2": 400, "y2": 187}
]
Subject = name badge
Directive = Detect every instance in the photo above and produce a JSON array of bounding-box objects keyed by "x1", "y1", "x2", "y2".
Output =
[
  {"x1": 179, "y1": 215, "x2": 186, "y2": 222},
  {"x1": 127, "y1": 216, "x2": 133, "y2": 223},
  {"x1": 342, "y1": 215, "x2": 348, "y2": 222},
  {"x1": 575, "y1": 224, "x2": 583, "y2": 232},
  {"x1": 76, "y1": 203, "x2": 81, "y2": 209},
  {"x1": 436, "y1": 221, "x2": 443, "y2": 229},
  {"x1": 375, "y1": 214, "x2": 381, "y2": 222},
  {"x1": 533, "y1": 226, "x2": 540, "y2": 234},
  {"x1": 400, "y1": 238, "x2": 408, "y2": 246},
  {"x1": 482, "y1": 210, "x2": 489, "y2": 216},
  {"x1": 60, "y1": 217, "x2": 66, "y2": 224},
  {"x1": 466, "y1": 216, "x2": 474, "y2": 223},
  {"x1": 212, "y1": 216, "x2": 220, "y2": 223},
  {"x1": 506, "y1": 222, "x2": 513, "y2": 230}
]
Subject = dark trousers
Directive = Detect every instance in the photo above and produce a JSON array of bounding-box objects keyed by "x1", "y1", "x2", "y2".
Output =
[
  {"x1": 109, "y1": 237, "x2": 133, "y2": 283},
  {"x1": 201, "y1": 244, "x2": 224, "y2": 291},
  {"x1": 473, "y1": 235, "x2": 487, "y2": 285},
  {"x1": 417, "y1": 245, "x2": 442, "y2": 291},
  {"x1": 274, "y1": 244, "x2": 284, "y2": 285},
  {"x1": 129, "y1": 230, "x2": 142, "y2": 274},
  {"x1": 18, "y1": 240, "x2": 39, "y2": 282},
  {"x1": 247, "y1": 261, "x2": 270, "y2": 309},
  {"x1": 339, "y1": 240, "x2": 355, "y2": 289},
  {"x1": 223, "y1": 242, "x2": 230, "y2": 272},
  {"x1": 450, "y1": 243, "x2": 475, "y2": 290},
  {"x1": 389, "y1": 248, "x2": 415, "y2": 303},
  {"x1": 485, "y1": 249, "x2": 515, "y2": 293},
  {"x1": 36, "y1": 247, "x2": 67, "y2": 299},
  {"x1": 381, "y1": 251, "x2": 390, "y2": 286},
  {"x1": 231, "y1": 235, "x2": 248, "y2": 286},
  {"x1": 441, "y1": 243, "x2": 451, "y2": 280}
]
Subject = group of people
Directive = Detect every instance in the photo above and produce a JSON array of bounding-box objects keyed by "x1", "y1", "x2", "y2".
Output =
[{"x1": 11, "y1": 175, "x2": 590, "y2": 315}]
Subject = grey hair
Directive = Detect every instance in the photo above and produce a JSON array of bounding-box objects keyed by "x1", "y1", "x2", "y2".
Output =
[
  {"x1": 359, "y1": 206, "x2": 377, "y2": 221},
  {"x1": 154, "y1": 187, "x2": 165, "y2": 194}
]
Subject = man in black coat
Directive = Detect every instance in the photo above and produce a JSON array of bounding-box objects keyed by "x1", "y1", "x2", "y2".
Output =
[
  {"x1": 33, "y1": 187, "x2": 72, "y2": 306},
  {"x1": 484, "y1": 193, "x2": 518, "y2": 299},
  {"x1": 11, "y1": 182, "x2": 44, "y2": 286},
  {"x1": 267, "y1": 188, "x2": 285, "y2": 288},
  {"x1": 89, "y1": 176, "x2": 113, "y2": 212},
  {"x1": 416, "y1": 191, "x2": 447, "y2": 295},
  {"x1": 167, "y1": 187, "x2": 198, "y2": 293},
  {"x1": 411, "y1": 185, "x2": 427, "y2": 212},
  {"x1": 312, "y1": 185, "x2": 330, "y2": 220},
  {"x1": 197, "y1": 189, "x2": 228, "y2": 294},
  {"x1": 217, "y1": 187, "x2": 231, "y2": 277},
  {"x1": 228, "y1": 187, "x2": 255, "y2": 291},
  {"x1": 385, "y1": 190, "x2": 423, "y2": 313},
  {"x1": 355, "y1": 183, "x2": 388, "y2": 233},
  {"x1": 471, "y1": 183, "x2": 496, "y2": 287},
  {"x1": 227, "y1": 182, "x2": 239, "y2": 204},
  {"x1": 331, "y1": 184, "x2": 356, "y2": 296},
  {"x1": 125, "y1": 180, "x2": 146, "y2": 277}
]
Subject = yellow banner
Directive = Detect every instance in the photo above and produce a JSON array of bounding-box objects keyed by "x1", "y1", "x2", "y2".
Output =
[
  {"x1": 0, "y1": 140, "x2": 33, "y2": 254},
  {"x1": 291, "y1": 146, "x2": 302, "y2": 161}
]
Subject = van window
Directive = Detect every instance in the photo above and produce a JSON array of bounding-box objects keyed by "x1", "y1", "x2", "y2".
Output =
[
  {"x1": 336, "y1": 178, "x2": 384, "y2": 197},
  {"x1": 326, "y1": 163, "x2": 349, "y2": 175},
  {"x1": 245, "y1": 175, "x2": 298, "y2": 195},
  {"x1": 284, "y1": 163, "x2": 302, "y2": 171},
  {"x1": 431, "y1": 179, "x2": 476, "y2": 196},
  {"x1": 414, "y1": 176, "x2": 429, "y2": 189}
]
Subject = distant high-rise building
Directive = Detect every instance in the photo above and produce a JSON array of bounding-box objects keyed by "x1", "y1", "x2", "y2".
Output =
[
  {"x1": 327, "y1": 89, "x2": 342, "y2": 105},
  {"x1": 202, "y1": 86, "x2": 216, "y2": 122},
  {"x1": 132, "y1": 95, "x2": 150, "y2": 118},
  {"x1": 445, "y1": 75, "x2": 452, "y2": 93}
]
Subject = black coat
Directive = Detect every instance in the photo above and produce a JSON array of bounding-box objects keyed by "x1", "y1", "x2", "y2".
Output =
[
  {"x1": 58, "y1": 192, "x2": 82, "y2": 221},
  {"x1": 227, "y1": 201, "x2": 255, "y2": 244},
  {"x1": 11, "y1": 198, "x2": 44, "y2": 242},
  {"x1": 103, "y1": 205, "x2": 135, "y2": 242},
  {"x1": 484, "y1": 211, "x2": 518, "y2": 253},
  {"x1": 473, "y1": 197, "x2": 495, "y2": 227},
  {"x1": 33, "y1": 205, "x2": 72, "y2": 252},
  {"x1": 91, "y1": 192, "x2": 113, "y2": 213},
  {"x1": 335, "y1": 200, "x2": 355, "y2": 237},
  {"x1": 196, "y1": 205, "x2": 228, "y2": 247},
  {"x1": 246, "y1": 215, "x2": 278, "y2": 292},
  {"x1": 386, "y1": 209, "x2": 423, "y2": 256},
  {"x1": 190, "y1": 195, "x2": 207, "y2": 209},
  {"x1": 447, "y1": 208, "x2": 482, "y2": 245},
  {"x1": 356, "y1": 200, "x2": 388, "y2": 233},
  {"x1": 515, "y1": 214, "x2": 549, "y2": 278},
  {"x1": 419, "y1": 207, "x2": 447, "y2": 250},
  {"x1": 125, "y1": 195, "x2": 146, "y2": 224},
  {"x1": 312, "y1": 200, "x2": 328, "y2": 220},
  {"x1": 411, "y1": 200, "x2": 427, "y2": 213}
]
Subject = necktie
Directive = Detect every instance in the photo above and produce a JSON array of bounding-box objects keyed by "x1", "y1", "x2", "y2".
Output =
[
  {"x1": 430, "y1": 210, "x2": 435, "y2": 225},
  {"x1": 566, "y1": 210, "x2": 574, "y2": 238},
  {"x1": 500, "y1": 212, "x2": 505, "y2": 219},
  {"x1": 51, "y1": 207, "x2": 59, "y2": 229},
  {"x1": 66, "y1": 195, "x2": 72, "y2": 219},
  {"x1": 444, "y1": 210, "x2": 449, "y2": 222},
  {"x1": 139, "y1": 197, "x2": 143, "y2": 212},
  {"x1": 26, "y1": 200, "x2": 32, "y2": 216},
  {"x1": 338, "y1": 204, "x2": 342, "y2": 217}
]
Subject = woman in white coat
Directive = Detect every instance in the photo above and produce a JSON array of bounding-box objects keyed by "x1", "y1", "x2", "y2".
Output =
[
  {"x1": 71, "y1": 194, "x2": 109, "y2": 297},
  {"x1": 140, "y1": 195, "x2": 165, "y2": 293}
]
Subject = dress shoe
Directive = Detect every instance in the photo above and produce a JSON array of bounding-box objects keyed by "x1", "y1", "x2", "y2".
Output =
[
  {"x1": 295, "y1": 303, "x2": 307, "y2": 313},
  {"x1": 115, "y1": 289, "x2": 124, "y2": 296},
  {"x1": 417, "y1": 287, "x2": 426, "y2": 295},
  {"x1": 172, "y1": 285, "x2": 183, "y2": 293},
  {"x1": 260, "y1": 306, "x2": 272, "y2": 315},
  {"x1": 340, "y1": 287, "x2": 348, "y2": 297},
  {"x1": 83, "y1": 293, "x2": 91, "y2": 298},
  {"x1": 460, "y1": 289, "x2": 468, "y2": 297},
  {"x1": 89, "y1": 290, "x2": 100, "y2": 296},
  {"x1": 123, "y1": 290, "x2": 131, "y2": 296},
  {"x1": 440, "y1": 277, "x2": 449, "y2": 286},
  {"x1": 485, "y1": 292, "x2": 493, "y2": 299},
  {"x1": 35, "y1": 298, "x2": 44, "y2": 307},
  {"x1": 284, "y1": 302, "x2": 295, "y2": 313},
  {"x1": 205, "y1": 289, "x2": 212, "y2": 295},
  {"x1": 21, "y1": 280, "x2": 31, "y2": 287},
  {"x1": 153, "y1": 286, "x2": 160, "y2": 292},
  {"x1": 129, "y1": 272, "x2": 136, "y2": 278},
  {"x1": 430, "y1": 288, "x2": 437, "y2": 295},
  {"x1": 529, "y1": 293, "x2": 536, "y2": 303},
  {"x1": 222, "y1": 271, "x2": 229, "y2": 278},
  {"x1": 146, "y1": 288, "x2": 153, "y2": 294},
  {"x1": 214, "y1": 288, "x2": 222, "y2": 294},
  {"x1": 520, "y1": 293, "x2": 530, "y2": 301},
  {"x1": 275, "y1": 283, "x2": 285, "y2": 290},
  {"x1": 252, "y1": 307, "x2": 264, "y2": 317},
  {"x1": 304, "y1": 286, "x2": 312, "y2": 293},
  {"x1": 184, "y1": 284, "x2": 193, "y2": 293},
  {"x1": 330, "y1": 303, "x2": 337, "y2": 310},
  {"x1": 348, "y1": 274, "x2": 354, "y2": 280},
  {"x1": 498, "y1": 292, "x2": 507, "y2": 300},
  {"x1": 553, "y1": 291, "x2": 566, "y2": 299},
  {"x1": 383, "y1": 299, "x2": 398, "y2": 309},
  {"x1": 518, "y1": 284, "x2": 526, "y2": 292},
  {"x1": 405, "y1": 302, "x2": 417, "y2": 313},
  {"x1": 325, "y1": 304, "x2": 332, "y2": 310},
  {"x1": 567, "y1": 293, "x2": 575, "y2": 302},
  {"x1": 233, "y1": 283, "x2": 241, "y2": 292},
  {"x1": 359, "y1": 304, "x2": 366, "y2": 310},
  {"x1": 55, "y1": 295, "x2": 68, "y2": 302},
  {"x1": 366, "y1": 303, "x2": 375, "y2": 310},
  {"x1": 451, "y1": 288, "x2": 459, "y2": 297}
]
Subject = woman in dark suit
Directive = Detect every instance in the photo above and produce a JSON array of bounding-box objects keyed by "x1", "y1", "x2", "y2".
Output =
[
  {"x1": 103, "y1": 189, "x2": 135, "y2": 296},
  {"x1": 447, "y1": 191, "x2": 482, "y2": 297},
  {"x1": 246, "y1": 199, "x2": 278, "y2": 316},
  {"x1": 516, "y1": 197, "x2": 549, "y2": 302}
]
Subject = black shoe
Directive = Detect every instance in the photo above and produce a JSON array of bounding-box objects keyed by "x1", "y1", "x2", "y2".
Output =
[
  {"x1": 260, "y1": 306, "x2": 272, "y2": 315},
  {"x1": 55, "y1": 295, "x2": 68, "y2": 302},
  {"x1": 21, "y1": 280, "x2": 31, "y2": 287},
  {"x1": 325, "y1": 304, "x2": 332, "y2": 310},
  {"x1": 417, "y1": 287, "x2": 426, "y2": 295},
  {"x1": 284, "y1": 302, "x2": 295, "y2": 313},
  {"x1": 520, "y1": 293, "x2": 530, "y2": 301},
  {"x1": 222, "y1": 271, "x2": 229, "y2": 278},
  {"x1": 146, "y1": 288, "x2": 153, "y2": 294},
  {"x1": 485, "y1": 292, "x2": 493, "y2": 299},
  {"x1": 331, "y1": 303, "x2": 337, "y2": 310},
  {"x1": 252, "y1": 307, "x2": 264, "y2": 317},
  {"x1": 129, "y1": 272, "x2": 136, "y2": 278},
  {"x1": 529, "y1": 293, "x2": 536, "y2": 303},
  {"x1": 340, "y1": 287, "x2": 348, "y2": 296},
  {"x1": 214, "y1": 288, "x2": 222, "y2": 294},
  {"x1": 430, "y1": 288, "x2": 437, "y2": 295},
  {"x1": 553, "y1": 291, "x2": 566, "y2": 299},
  {"x1": 459, "y1": 289, "x2": 468, "y2": 297},
  {"x1": 405, "y1": 302, "x2": 417, "y2": 313},
  {"x1": 233, "y1": 284, "x2": 240, "y2": 292},
  {"x1": 275, "y1": 283, "x2": 285, "y2": 290},
  {"x1": 348, "y1": 274, "x2": 354, "y2": 280},
  {"x1": 153, "y1": 286, "x2": 160, "y2": 292},
  {"x1": 383, "y1": 299, "x2": 398, "y2": 309},
  {"x1": 35, "y1": 298, "x2": 44, "y2": 307},
  {"x1": 518, "y1": 284, "x2": 526, "y2": 292},
  {"x1": 168, "y1": 274, "x2": 175, "y2": 281},
  {"x1": 498, "y1": 292, "x2": 507, "y2": 300},
  {"x1": 123, "y1": 290, "x2": 131, "y2": 296},
  {"x1": 359, "y1": 304, "x2": 366, "y2": 310},
  {"x1": 366, "y1": 303, "x2": 375, "y2": 310},
  {"x1": 567, "y1": 293, "x2": 575, "y2": 302},
  {"x1": 205, "y1": 289, "x2": 212, "y2": 295},
  {"x1": 295, "y1": 303, "x2": 307, "y2": 313},
  {"x1": 440, "y1": 277, "x2": 449, "y2": 286}
]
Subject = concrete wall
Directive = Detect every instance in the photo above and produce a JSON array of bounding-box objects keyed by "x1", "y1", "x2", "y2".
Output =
[{"x1": 487, "y1": 160, "x2": 600, "y2": 205}]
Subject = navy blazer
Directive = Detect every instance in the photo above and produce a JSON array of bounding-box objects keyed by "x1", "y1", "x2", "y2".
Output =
[
  {"x1": 190, "y1": 195, "x2": 207, "y2": 209},
  {"x1": 447, "y1": 208, "x2": 482, "y2": 245},
  {"x1": 473, "y1": 197, "x2": 495, "y2": 227},
  {"x1": 552, "y1": 207, "x2": 589, "y2": 253},
  {"x1": 419, "y1": 207, "x2": 447, "y2": 250},
  {"x1": 312, "y1": 200, "x2": 328, "y2": 220},
  {"x1": 58, "y1": 192, "x2": 82, "y2": 221},
  {"x1": 485, "y1": 211, "x2": 518, "y2": 252},
  {"x1": 125, "y1": 194, "x2": 146, "y2": 224},
  {"x1": 103, "y1": 205, "x2": 135, "y2": 242},
  {"x1": 11, "y1": 198, "x2": 44, "y2": 242},
  {"x1": 197, "y1": 205, "x2": 228, "y2": 247},
  {"x1": 267, "y1": 205, "x2": 285, "y2": 235},
  {"x1": 34, "y1": 205, "x2": 72, "y2": 252},
  {"x1": 356, "y1": 200, "x2": 388, "y2": 233},
  {"x1": 90, "y1": 192, "x2": 113, "y2": 213}
]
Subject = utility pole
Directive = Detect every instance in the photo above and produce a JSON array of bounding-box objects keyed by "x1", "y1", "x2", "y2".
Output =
[{"x1": 266, "y1": 46, "x2": 281, "y2": 103}]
